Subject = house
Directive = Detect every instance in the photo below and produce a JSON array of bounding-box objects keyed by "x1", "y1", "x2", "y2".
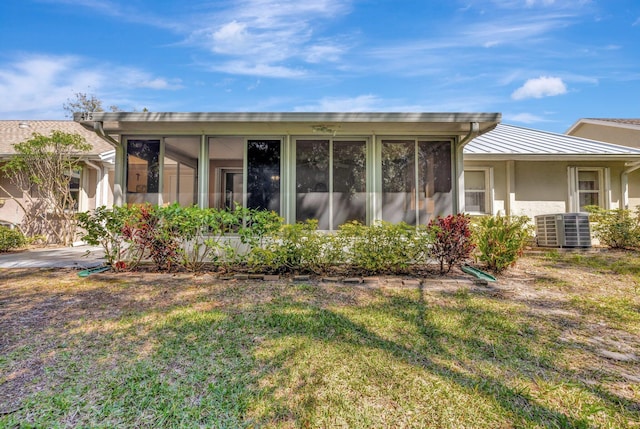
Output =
[
  {"x1": 463, "y1": 123, "x2": 640, "y2": 218},
  {"x1": 0, "y1": 120, "x2": 114, "y2": 227},
  {"x1": 566, "y1": 119, "x2": 640, "y2": 209},
  {"x1": 74, "y1": 112, "x2": 501, "y2": 229}
]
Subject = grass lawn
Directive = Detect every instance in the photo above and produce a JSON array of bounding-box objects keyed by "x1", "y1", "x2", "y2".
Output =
[{"x1": 1, "y1": 251, "x2": 639, "y2": 428}]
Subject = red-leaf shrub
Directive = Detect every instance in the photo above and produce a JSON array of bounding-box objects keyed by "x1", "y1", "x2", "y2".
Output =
[{"x1": 427, "y1": 214, "x2": 475, "y2": 274}]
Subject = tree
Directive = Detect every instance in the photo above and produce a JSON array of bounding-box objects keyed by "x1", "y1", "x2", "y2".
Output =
[
  {"x1": 0, "y1": 131, "x2": 92, "y2": 245},
  {"x1": 63, "y1": 92, "x2": 122, "y2": 118}
]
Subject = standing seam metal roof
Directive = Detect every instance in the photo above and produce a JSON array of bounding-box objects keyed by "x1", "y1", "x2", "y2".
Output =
[{"x1": 464, "y1": 123, "x2": 640, "y2": 156}]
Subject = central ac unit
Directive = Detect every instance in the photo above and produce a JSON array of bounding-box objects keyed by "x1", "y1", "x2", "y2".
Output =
[{"x1": 535, "y1": 213, "x2": 591, "y2": 248}]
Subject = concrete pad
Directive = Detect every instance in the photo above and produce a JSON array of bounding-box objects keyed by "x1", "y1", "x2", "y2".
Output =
[{"x1": 0, "y1": 245, "x2": 105, "y2": 269}]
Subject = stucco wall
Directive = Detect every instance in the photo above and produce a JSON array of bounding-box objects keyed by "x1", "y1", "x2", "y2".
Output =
[
  {"x1": 464, "y1": 159, "x2": 627, "y2": 219},
  {"x1": 570, "y1": 124, "x2": 640, "y2": 149}
]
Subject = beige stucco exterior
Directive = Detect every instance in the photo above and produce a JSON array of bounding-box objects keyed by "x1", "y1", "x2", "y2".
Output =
[
  {"x1": 567, "y1": 120, "x2": 640, "y2": 149},
  {"x1": 566, "y1": 119, "x2": 640, "y2": 210},
  {"x1": 0, "y1": 121, "x2": 115, "y2": 229},
  {"x1": 464, "y1": 159, "x2": 629, "y2": 218}
]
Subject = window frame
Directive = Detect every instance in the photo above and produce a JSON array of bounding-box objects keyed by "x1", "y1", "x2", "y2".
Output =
[
  {"x1": 292, "y1": 137, "x2": 369, "y2": 230},
  {"x1": 568, "y1": 166, "x2": 609, "y2": 212},
  {"x1": 463, "y1": 167, "x2": 493, "y2": 215},
  {"x1": 376, "y1": 137, "x2": 454, "y2": 225}
]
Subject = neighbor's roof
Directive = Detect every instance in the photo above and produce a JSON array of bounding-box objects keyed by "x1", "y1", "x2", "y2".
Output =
[
  {"x1": 566, "y1": 118, "x2": 640, "y2": 134},
  {"x1": 0, "y1": 120, "x2": 113, "y2": 157},
  {"x1": 586, "y1": 118, "x2": 640, "y2": 127},
  {"x1": 464, "y1": 123, "x2": 640, "y2": 160}
]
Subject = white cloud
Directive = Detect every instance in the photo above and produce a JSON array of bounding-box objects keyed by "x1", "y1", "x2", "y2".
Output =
[
  {"x1": 211, "y1": 21, "x2": 250, "y2": 54},
  {"x1": 0, "y1": 54, "x2": 180, "y2": 118},
  {"x1": 524, "y1": 0, "x2": 556, "y2": 6},
  {"x1": 304, "y1": 44, "x2": 345, "y2": 63},
  {"x1": 294, "y1": 95, "x2": 384, "y2": 112},
  {"x1": 210, "y1": 61, "x2": 306, "y2": 78},
  {"x1": 505, "y1": 112, "x2": 548, "y2": 123},
  {"x1": 511, "y1": 76, "x2": 567, "y2": 100},
  {"x1": 189, "y1": 0, "x2": 352, "y2": 77},
  {"x1": 115, "y1": 68, "x2": 183, "y2": 90}
]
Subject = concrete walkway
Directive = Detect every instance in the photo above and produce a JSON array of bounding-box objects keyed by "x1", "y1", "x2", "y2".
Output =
[{"x1": 0, "y1": 245, "x2": 105, "y2": 269}]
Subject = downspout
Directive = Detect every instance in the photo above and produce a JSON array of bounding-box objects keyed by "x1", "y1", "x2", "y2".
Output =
[
  {"x1": 93, "y1": 121, "x2": 120, "y2": 147},
  {"x1": 455, "y1": 122, "x2": 480, "y2": 213},
  {"x1": 93, "y1": 121, "x2": 125, "y2": 206}
]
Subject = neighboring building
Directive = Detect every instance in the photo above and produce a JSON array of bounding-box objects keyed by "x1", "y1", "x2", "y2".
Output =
[
  {"x1": 463, "y1": 124, "x2": 640, "y2": 218},
  {"x1": 0, "y1": 120, "x2": 114, "y2": 227},
  {"x1": 566, "y1": 118, "x2": 640, "y2": 149},
  {"x1": 566, "y1": 119, "x2": 640, "y2": 209},
  {"x1": 74, "y1": 112, "x2": 501, "y2": 229}
]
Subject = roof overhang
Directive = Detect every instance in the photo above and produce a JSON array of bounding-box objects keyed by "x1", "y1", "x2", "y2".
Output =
[{"x1": 74, "y1": 112, "x2": 501, "y2": 138}]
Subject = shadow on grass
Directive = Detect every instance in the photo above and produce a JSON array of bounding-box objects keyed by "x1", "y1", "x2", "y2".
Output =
[{"x1": 2, "y1": 274, "x2": 639, "y2": 427}]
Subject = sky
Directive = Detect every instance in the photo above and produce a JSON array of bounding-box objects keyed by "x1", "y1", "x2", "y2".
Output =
[{"x1": 0, "y1": 0, "x2": 638, "y2": 133}]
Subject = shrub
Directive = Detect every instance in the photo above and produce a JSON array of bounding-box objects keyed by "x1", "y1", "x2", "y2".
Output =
[
  {"x1": 248, "y1": 219, "x2": 332, "y2": 274},
  {"x1": 427, "y1": 214, "x2": 475, "y2": 274},
  {"x1": 585, "y1": 206, "x2": 640, "y2": 249},
  {"x1": 473, "y1": 214, "x2": 532, "y2": 273},
  {"x1": 164, "y1": 205, "x2": 237, "y2": 272},
  {"x1": 77, "y1": 205, "x2": 137, "y2": 269},
  {"x1": 123, "y1": 204, "x2": 181, "y2": 271},
  {"x1": 336, "y1": 221, "x2": 420, "y2": 274},
  {"x1": 0, "y1": 226, "x2": 27, "y2": 252}
]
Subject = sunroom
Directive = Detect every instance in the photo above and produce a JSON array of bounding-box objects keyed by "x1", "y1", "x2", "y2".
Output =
[{"x1": 75, "y1": 112, "x2": 500, "y2": 229}]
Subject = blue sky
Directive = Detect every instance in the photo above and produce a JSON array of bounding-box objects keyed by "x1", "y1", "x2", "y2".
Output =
[{"x1": 0, "y1": 0, "x2": 638, "y2": 133}]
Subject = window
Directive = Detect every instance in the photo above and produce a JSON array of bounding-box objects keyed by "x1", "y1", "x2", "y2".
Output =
[
  {"x1": 209, "y1": 137, "x2": 244, "y2": 209},
  {"x1": 381, "y1": 140, "x2": 452, "y2": 225},
  {"x1": 163, "y1": 137, "x2": 198, "y2": 206},
  {"x1": 126, "y1": 139, "x2": 160, "y2": 204},
  {"x1": 67, "y1": 168, "x2": 81, "y2": 211},
  {"x1": 464, "y1": 168, "x2": 492, "y2": 214},
  {"x1": 295, "y1": 139, "x2": 366, "y2": 230},
  {"x1": 569, "y1": 167, "x2": 608, "y2": 212},
  {"x1": 247, "y1": 140, "x2": 281, "y2": 212},
  {"x1": 578, "y1": 170, "x2": 600, "y2": 209}
]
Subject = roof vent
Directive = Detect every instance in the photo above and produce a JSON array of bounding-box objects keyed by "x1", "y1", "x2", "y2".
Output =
[{"x1": 18, "y1": 121, "x2": 30, "y2": 129}]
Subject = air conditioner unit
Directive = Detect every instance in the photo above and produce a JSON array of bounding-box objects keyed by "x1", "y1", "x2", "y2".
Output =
[{"x1": 535, "y1": 213, "x2": 591, "y2": 248}]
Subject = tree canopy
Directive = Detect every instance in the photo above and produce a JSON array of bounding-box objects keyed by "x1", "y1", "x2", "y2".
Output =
[{"x1": 1, "y1": 131, "x2": 92, "y2": 245}]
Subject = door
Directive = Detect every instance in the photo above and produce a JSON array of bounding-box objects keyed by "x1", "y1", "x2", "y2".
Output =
[{"x1": 223, "y1": 169, "x2": 243, "y2": 210}]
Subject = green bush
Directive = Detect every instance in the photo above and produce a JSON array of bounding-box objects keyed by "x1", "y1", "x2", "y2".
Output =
[
  {"x1": 78, "y1": 205, "x2": 284, "y2": 272},
  {"x1": 0, "y1": 226, "x2": 27, "y2": 252},
  {"x1": 248, "y1": 219, "x2": 332, "y2": 274},
  {"x1": 336, "y1": 221, "x2": 420, "y2": 274},
  {"x1": 473, "y1": 214, "x2": 532, "y2": 273},
  {"x1": 77, "y1": 205, "x2": 136, "y2": 269},
  {"x1": 585, "y1": 206, "x2": 640, "y2": 249}
]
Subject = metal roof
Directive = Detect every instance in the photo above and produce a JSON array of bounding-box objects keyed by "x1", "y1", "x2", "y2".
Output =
[
  {"x1": 464, "y1": 123, "x2": 640, "y2": 159},
  {"x1": 0, "y1": 120, "x2": 114, "y2": 157}
]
